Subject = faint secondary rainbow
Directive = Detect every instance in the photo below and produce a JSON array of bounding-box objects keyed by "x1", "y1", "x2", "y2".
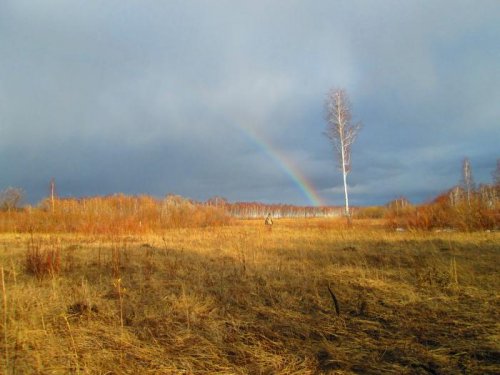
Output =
[{"x1": 237, "y1": 125, "x2": 324, "y2": 207}]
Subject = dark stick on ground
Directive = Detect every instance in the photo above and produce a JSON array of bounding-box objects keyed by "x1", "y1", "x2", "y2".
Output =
[{"x1": 327, "y1": 284, "x2": 340, "y2": 315}]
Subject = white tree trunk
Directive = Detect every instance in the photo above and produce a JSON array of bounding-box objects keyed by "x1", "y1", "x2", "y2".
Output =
[
  {"x1": 342, "y1": 168, "x2": 349, "y2": 216},
  {"x1": 340, "y1": 134, "x2": 349, "y2": 216},
  {"x1": 337, "y1": 104, "x2": 350, "y2": 217}
]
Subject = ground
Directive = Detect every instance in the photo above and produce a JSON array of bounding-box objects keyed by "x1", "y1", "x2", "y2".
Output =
[{"x1": 0, "y1": 219, "x2": 498, "y2": 374}]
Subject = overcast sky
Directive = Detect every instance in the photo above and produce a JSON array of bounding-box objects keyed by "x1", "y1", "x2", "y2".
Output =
[{"x1": 1, "y1": 0, "x2": 499, "y2": 206}]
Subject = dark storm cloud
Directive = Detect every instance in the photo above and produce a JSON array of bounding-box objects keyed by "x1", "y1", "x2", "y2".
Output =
[{"x1": 1, "y1": 1, "x2": 499, "y2": 205}]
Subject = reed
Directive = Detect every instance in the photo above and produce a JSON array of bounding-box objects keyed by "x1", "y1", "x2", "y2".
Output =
[{"x1": 1, "y1": 267, "x2": 8, "y2": 371}]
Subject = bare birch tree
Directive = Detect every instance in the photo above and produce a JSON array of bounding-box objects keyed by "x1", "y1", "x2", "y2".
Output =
[
  {"x1": 50, "y1": 177, "x2": 56, "y2": 214},
  {"x1": 493, "y1": 159, "x2": 500, "y2": 206},
  {"x1": 493, "y1": 159, "x2": 500, "y2": 187},
  {"x1": 461, "y1": 157, "x2": 475, "y2": 207},
  {"x1": 325, "y1": 88, "x2": 361, "y2": 218}
]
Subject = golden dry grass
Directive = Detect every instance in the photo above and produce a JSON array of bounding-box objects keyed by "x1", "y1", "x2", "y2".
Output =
[{"x1": 0, "y1": 218, "x2": 498, "y2": 374}]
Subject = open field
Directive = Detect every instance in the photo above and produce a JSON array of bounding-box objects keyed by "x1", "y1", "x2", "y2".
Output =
[{"x1": 0, "y1": 219, "x2": 498, "y2": 374}]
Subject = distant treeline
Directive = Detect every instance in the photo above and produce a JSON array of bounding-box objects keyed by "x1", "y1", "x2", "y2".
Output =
[
  {"x1": 0, "y1": 193, "x2": 343, "y2": 234},
  {"x1": 0, "y1": 194, "x2": 230, "y2": 234},
  {"x1": 1, "y1": 159, "x2": 498, "y2": 233},
  {"x1": 205, "y1": 197, "x2": 343, "y2": 218}
]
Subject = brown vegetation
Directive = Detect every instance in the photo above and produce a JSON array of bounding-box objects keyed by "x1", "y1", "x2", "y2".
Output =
[
  {"x1": 0, "y1": 219, "x2": 498, "y2": 374},
  {"x1": 0, "y1": 194, "x2": 231, "y2": 234},
  {"x1": 0, "y1": 194, "x2": 344, "y2": 235},
  {"x1": 386, "y1": 187, "x2": 499, "y2": 231}
]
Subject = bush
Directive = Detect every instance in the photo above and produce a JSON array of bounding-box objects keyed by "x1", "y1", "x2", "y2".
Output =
[
  {"x1": 25, "y1": 236, "x2": 61, "y2": 279},
  {"x1": 386, "y1": 191, "x2": 499, "y2": 231},
  {"x1": 0, "y1": 194, "x2": 232, "y2": 234}
]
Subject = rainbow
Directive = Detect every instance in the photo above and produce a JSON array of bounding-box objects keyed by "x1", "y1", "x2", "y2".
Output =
[{"x1": 236, "y1": 125, "x2": 324, "y2": 207}]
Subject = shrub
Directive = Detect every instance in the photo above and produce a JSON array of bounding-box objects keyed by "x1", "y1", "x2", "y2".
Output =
[
  {"x1": 386, "y1": 191, "x2": 499, "y2": 231},
  {"x1": 25, "y1": 237, "x2": 61, "y2": 279},
  {"x1": 0, "y1": 194, "x2": 232, "y2": 234}
]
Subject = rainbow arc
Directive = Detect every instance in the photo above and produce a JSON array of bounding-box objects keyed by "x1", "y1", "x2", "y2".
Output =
[{"x1": 237, "y1": 125, "x2": 324, "y2": 207}]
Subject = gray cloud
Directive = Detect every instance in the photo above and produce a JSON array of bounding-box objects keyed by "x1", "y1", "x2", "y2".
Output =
[{"x1": 1, "y1": 1, "x2": 499, "y2": 205}]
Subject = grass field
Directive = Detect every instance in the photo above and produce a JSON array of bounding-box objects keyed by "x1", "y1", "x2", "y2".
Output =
[{"x1": 0, "y1": 219, "x2": 498, "y2": 374}]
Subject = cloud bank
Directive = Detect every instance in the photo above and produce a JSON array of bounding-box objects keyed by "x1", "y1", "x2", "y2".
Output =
[{"x1": 1, "y1": 0, "x2": 499, "y2": 205}]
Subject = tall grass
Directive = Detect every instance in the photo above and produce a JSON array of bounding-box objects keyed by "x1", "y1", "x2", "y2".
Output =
[
  {"x1": 0, "y1": 195, "x2": 231, "y2": 234},
  {"x1": 25, "y1": 234, "x2": 61, "y2": 279},
  {"x1": 0, "y1": 220, "x2": 498, "y2": 373}
]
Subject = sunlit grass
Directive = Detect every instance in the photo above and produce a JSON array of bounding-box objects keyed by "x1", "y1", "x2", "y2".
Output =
[{"x1": 0, "y1": 219, "x2": 498, "y2": 373}]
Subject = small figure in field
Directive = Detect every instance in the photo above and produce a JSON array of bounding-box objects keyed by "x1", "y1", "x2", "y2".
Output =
[{"x1": 265, "y1": 213, "x2": 273, "y2": 229}]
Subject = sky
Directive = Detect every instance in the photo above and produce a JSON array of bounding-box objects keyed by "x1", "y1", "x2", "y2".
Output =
[{"x1": 1, "y1": 0, "x2": 499, "y2": 206}]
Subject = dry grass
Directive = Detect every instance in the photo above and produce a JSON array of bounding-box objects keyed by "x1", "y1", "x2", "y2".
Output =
[{"x1": 0, "y1": 219, "x2": 498, "y2": 374}]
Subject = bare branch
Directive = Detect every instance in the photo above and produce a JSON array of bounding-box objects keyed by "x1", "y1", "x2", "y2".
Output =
[{"x1": 327, "y1": 284, "x2": 340, "y2": 316}]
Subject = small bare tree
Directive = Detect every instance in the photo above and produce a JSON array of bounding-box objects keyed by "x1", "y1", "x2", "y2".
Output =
[
  {"x1": 50, "y1": 177, "x2": 56, "y2": 214},
  {"x1": 0, "y1": 187, "x2": 24, "y2": 212},
  {"x1": 493, "y1": 159, "x2": 500, "y2": 187},
  {"x1": 461, "y1": 158, "x2": 475, "y2": 207},
  {"x1": 325, "y1": 88, "x2": 361, "y2": 218}
]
